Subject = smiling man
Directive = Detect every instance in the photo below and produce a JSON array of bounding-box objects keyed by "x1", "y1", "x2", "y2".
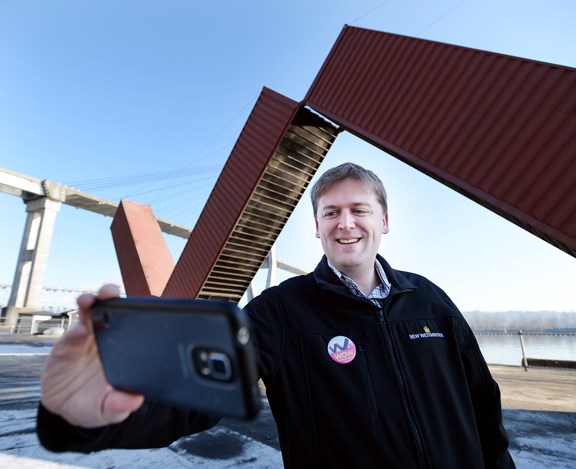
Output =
[
  {"x1": 38, "y1": 162, "x2": 515, "y2": 468},
  {"x1": 313, "y1": 169, "x2": 389, "y2": 294}
]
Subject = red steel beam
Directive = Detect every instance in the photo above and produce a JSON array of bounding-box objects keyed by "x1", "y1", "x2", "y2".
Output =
[
  {"x1": 304, "y1": 26, "x2": 576, "y2": 257},
  {"x1": 110, "y1": 200, "x2": 175, "y2": 296}
]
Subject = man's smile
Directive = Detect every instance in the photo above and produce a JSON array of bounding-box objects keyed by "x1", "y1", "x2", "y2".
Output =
[{"x1": 337, "y1": 238, "x2": 360, "y2": 245}]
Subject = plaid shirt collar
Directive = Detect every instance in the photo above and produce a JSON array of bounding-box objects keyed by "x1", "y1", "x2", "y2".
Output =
[{"x1": 327, "y1": 258, "x2": 391, "y2": 304}]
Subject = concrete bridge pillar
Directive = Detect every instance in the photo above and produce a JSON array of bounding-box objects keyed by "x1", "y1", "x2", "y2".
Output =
[
  {"x1": 2, "y1": 197, "x2": 61, "y2": 329},
  {"x1": 245, "y1": 245, "x2": 277, "y2": 305},
  {"x1": 266, "y1": 245, "x2": 277, "y2": 290}
]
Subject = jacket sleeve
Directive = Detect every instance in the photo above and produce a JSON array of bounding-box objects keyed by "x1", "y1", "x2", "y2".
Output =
[
  {"x1": 37, "y1": 400, "x2": 220, "y2": 453},
  {"x1": 458, "y1": 320, "x2": 516, "y2": 468},
  {"x1": 243, "y1": 287, "x2": 284, "y2": 380}
]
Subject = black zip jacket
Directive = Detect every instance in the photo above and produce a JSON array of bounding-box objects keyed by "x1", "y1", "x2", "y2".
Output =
[
  {"x1": 37, "y1": 255, "x2": 515, "y2": 468},
  {"x1": 247, "y1": 255, "x2": 514, "y2": 467}
]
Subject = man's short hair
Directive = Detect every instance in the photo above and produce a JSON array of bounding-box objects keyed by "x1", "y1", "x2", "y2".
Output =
[{"x1": 310, "y1": 162, "x2": 388, "y2": 217}]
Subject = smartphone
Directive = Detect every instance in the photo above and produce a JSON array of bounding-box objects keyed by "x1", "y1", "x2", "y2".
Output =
[{"x1": 90, "y1": 297, "x2": 261, "y2": 420}]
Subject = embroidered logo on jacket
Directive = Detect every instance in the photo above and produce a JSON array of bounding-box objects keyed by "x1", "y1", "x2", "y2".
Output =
[{"x1": 409, "y1": 326, "x2": 445, "y2": 340}]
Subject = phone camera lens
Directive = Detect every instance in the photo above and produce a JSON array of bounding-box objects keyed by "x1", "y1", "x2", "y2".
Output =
[
  {"x1": 192, "y1": 348, "x2": 234, "y2": 383},
  {"x1": 208, "y1": 352, "x2": 232, "y2": 381},
  {"x1": 212, "y1": 358, "x2": 227, "y2": 374}
]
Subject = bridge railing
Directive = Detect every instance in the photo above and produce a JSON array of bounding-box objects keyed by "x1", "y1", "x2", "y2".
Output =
[
  {"x1": 474, "y1": 330, "x2": 576, "y2": 370},
  {"x1": 0, "y1": 310, "x2": 78, "y2": 335}
]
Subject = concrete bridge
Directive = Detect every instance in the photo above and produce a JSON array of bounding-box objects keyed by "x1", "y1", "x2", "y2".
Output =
[{"x1": 0, "y1": 167, "x2": 306, "y2": 329}]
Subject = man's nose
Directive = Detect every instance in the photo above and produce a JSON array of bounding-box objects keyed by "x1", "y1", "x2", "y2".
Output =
[{"x1": 338, "y1": 211, "x2": 355, "y2": 229}]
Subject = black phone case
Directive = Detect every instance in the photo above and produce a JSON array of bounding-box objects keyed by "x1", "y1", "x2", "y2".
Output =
[{"x1": 90, "y1": 297, "x2": 261, "y2": 420}]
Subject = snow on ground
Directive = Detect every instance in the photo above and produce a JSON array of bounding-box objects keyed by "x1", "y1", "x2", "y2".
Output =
[
  {"x1": 2, "y1": 408, "x2": 575, "y2": 468},
  {"x1": 0, "y1": 409, "x2": 282, "y2": 468},
  {"x1": 503, "y1": 409, "x2": 576, "y2": 469}
]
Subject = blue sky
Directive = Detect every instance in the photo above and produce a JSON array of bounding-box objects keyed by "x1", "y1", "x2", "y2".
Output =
[{"x1": 1, "y1": 0, "x2": 575, "y2": 312}]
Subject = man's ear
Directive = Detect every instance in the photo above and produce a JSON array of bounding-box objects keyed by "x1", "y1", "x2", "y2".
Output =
[
  {"x1": 315, "y1": 218, "x2": 320, "y2": 238},
  {"x1": 382, "y1": 213, "x2": 389, "y2": 234}
]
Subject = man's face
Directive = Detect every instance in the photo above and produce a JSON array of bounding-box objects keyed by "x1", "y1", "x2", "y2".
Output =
[{"x1": 315, "y1": 178, "x2": 389, "y2": 276}]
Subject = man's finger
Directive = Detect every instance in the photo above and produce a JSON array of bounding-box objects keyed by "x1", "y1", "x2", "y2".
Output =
[
  {"x1": 76, "y1": 293, "x2": 97, "y2": 327},
  {"x1": 76, "y1": 284, "x2": 120, "y2": 326},
  {"x1": 97, "y1": 284, "x2": 121, "y2": 300},
  {"x1": 101, "y1": 390, "x2": 145, "y2": 425}
]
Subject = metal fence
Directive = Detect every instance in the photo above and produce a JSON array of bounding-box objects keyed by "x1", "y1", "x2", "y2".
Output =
[
  {"x1": 2, "y1": 311, "x2": 575, "y2": 371},
  {"x1": 0, "y1": 311, "x2": 78, "y2": 335},
  {"x1": 474, "y1": 330, "x2": 576, "y2": 370}
]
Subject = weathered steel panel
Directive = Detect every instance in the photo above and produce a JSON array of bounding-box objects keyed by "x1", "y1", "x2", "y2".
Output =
[
  {"x1": 305, "y1": 26, "x2": 576, "y2": 257},
  {"x1": 163, "y1": 87, "x2": 338, "y2": 300},
  {"x1": 199, "y1": 109, "x2": 339, "y2": 300},
  {"x1": 111, "y1": 200, "x2": 175, "y2": 297}
]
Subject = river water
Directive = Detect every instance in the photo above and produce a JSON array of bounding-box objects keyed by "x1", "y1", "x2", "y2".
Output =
[
  {"x1": 475, "y1": 333, "x2": 576, "y2": 366},
  {"x1": 1, "y1": 333, "x2": 574, "y2": 368}
]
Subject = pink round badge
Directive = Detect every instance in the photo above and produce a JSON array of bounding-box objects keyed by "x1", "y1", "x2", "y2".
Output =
[{"x1": 327, "y1": 336, "x2": 356, "y2": 364}]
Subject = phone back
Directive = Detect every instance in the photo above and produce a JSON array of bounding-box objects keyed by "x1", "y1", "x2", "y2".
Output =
[{"x1": 91, "y1": 297, "x2": 261, "y2": 419}]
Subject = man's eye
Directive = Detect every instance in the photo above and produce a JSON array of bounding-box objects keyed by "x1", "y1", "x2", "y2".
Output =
[
  {"x1": 323, "y1": 211, "x2": 337, "y2": 218},
  {"x1": 354, "y1": 209, "x2": 369, "y2": 215}
]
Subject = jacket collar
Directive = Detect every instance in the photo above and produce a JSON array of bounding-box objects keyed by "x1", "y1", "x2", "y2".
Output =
[{"x1": 313, "y1": 254, "x2": 417, "y2": 294}]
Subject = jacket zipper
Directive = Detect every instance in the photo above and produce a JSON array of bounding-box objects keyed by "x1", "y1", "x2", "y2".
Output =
[
  {"x1": 319, "y1": 280, "x2": 429, "y2": 465},
  {"x1": 376, "y1": 302, "x2": 429, "y2": 468}
]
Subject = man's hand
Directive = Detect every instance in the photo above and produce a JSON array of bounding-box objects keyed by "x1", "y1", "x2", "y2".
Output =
[{"x1": 40, "y1": 284, "x2": 144, "y2": 428}]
